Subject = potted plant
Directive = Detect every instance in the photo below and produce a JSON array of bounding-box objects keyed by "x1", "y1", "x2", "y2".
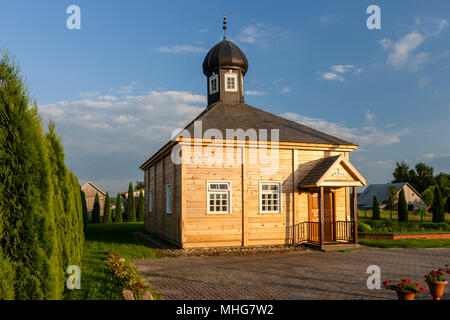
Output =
[
  {"x1": 424, "y1": 264, "x2": 450, "y2": 300},
  {"x1": 383, "y1": 279, "x2": 426, "y2": 300}
]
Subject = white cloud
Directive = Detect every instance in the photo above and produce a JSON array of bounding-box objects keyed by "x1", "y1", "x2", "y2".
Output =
[
  {"x1": 380, "y1": 18, "x2": 448, "y2": 72},
  {"x1": 155, "y1": 45, "x2": 207, "y2": 53},
  {"x1": 417, "y1": 77, "x2": 431, "y2": 89},
  {"x1": 320, "y1": 65, "x2": 362, "y2": 82},
  {"x1": 99, "y1": 95, "x2": 118, "y2": 101},
  {"x1": 235, "y1": 23, "x2": 288, "y2": 49},
  {"x1": 321, "y1": 72, "x2": 344, "y2": 82},
  {"x1": 280, "y1": 112, "x2": 409, "y2": 147},
  {"x1": 245, "y1": 90, "x2": 267, "y2": 96},
  {"x1": 365, "y1": 109, "x2": 375, "y2": 123},
  {"x1": 369, "y1": 160, "x2": 397, "y2": 168},
  {"x1": 117, "y1": 82, "x2": 137, "y2": 94},
  {"x1": 281, "y1": 86, "x2": 291, "y2": 94},
  {"x1": 38, "y1": 90, "x2": 207, "y2": 192}
]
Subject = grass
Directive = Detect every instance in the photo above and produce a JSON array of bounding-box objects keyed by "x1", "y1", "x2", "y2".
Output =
[
  {"x1": 64, "y1": 222, "x2": 163, "y2": 300},
  {"x1": 360, "y1": 239, "x2": 450, "y2": 248}
]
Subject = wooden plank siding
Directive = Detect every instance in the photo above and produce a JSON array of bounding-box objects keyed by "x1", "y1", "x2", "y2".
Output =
[{"x1": 142, "y1": 142, "x2": 353, "y2": 248}]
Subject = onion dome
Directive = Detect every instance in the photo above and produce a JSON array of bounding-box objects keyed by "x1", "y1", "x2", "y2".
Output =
[{"x1": 202, "y1": 40, "x2": 249, "y2": 76}]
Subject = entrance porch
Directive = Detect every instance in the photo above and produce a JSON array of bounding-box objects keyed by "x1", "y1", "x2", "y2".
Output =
[{"x1": 292, "y1": 155, "x2": 367, "y2": 250}]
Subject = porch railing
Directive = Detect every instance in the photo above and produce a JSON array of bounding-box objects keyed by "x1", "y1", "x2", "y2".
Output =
[{"x1": 291, "y1": 221, "x2": 354, "y2": 245}]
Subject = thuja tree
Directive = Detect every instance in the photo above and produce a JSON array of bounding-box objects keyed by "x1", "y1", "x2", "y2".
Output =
[
  {"x1": 92, "y1": 193, "x2": 101, "y2": 223},
  {"x1": 44, "y1": 122, "x2": 84, "y2": 296},
  {"x1": 136, "y1": 190, "x2": 145, "y2": 222},
  {"x1": 432, "y1": 186, "x2": 445, "y2": 223},
  {"x1": 104, "y1": 192, "x2": 112, "y2": 223},
  {"x1": 397, "y1": 189, "x2": 408, "y2": 222},
  {"x1": 115, "y1": 192, "x2": 123, "y2": 222},
  {"x1": 0, "y1": 50, "x2": 84, "y2": 299},
  {"x1": 126, "y1": 182, "x2": 136, "y2": 222},
  {"x1": 372, "y1": 194, "x2": 380, "y2": 220},
  {"x1": 81, "y1": 189, "x2": 88, "y2": 235}
]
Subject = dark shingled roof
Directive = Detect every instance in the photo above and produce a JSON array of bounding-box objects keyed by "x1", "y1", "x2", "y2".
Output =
[
  {"x1": 358, "y1": 183, "x2": 406, "y2": 208},
  {"x1": 299, "y1": 155, "x2": 342, "y2": 187},
  {"x1": 181, "y1": 102, "x2": 357, "y2": 146}
]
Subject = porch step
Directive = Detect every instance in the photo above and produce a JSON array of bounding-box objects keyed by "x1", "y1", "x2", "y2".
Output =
[{"x1": 321, "y1": 244, "x2": 361, "y2": 252}]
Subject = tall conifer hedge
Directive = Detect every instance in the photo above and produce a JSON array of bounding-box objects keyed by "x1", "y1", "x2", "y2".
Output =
[
  {"x1": 137, "y1": 191, "x2": 145, "y2": 222},
  {"x1": 104, "y1": 192, "x2": 112, "y2": 223},
  {"x1": 126, "y1": 182, "x2": 136, "y2": 222},
  {"x1": 115, "y1": 193, "x2": 123, "y2": 222},
  {"x1": 0, "y1": 51, "x2": 84, "y2": 299}
]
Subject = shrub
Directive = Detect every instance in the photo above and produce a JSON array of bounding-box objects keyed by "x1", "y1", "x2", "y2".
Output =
[
  {"x1": 125, "y1": 182, "x2": 136, "y2": 222},
  {"x1": 358, "y1": 222, "x2": 372, "y2": 233},
  {"x1": 115, "y1": 193, "x2": 123, "y2": 223},
  {"x1": 398, "y1": 189, "x2": 408, "y2": 222},
  {"x1": 104, "y1": 192, "x2": 112, "y2": 223},
  {"x1": 372, "y1": 194, "x2": 380, "y2": 220},
  {"x1": 92, "y1": 193, "x2": 101, "y2": 223},
  {"x1": 81, "y1": 189, "x2": 88, "y2": 236},
  {"x1": 136, "y1": 191, "x2": 145, "y2": 222},
  {"x1": 432, "y1": 186, "x2": 445, "y2": 223}
]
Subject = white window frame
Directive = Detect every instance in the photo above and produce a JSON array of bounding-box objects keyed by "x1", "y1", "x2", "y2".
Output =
[
  {"x1": 165, "y1": 184, "x2": 172, "y2": 214},
  {"x1": 259, "y1": 181, "x2": 282, "y2": 214},
  {"x1": 206, "y1": 181, "x2": 232, "y2": 215},
  {"x1": 148, "y1": 189, "x2": 153, "y2": 213},
  {"x1": 209, "y1": 73, "x2": 219, "y2": 95},
  {"x1": 224, "y1": 72, "x2": 238, "y2": 92}
]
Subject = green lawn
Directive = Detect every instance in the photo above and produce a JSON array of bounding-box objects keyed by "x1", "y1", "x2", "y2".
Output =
[
  {"x1": 64, "y1": 222, "x2": 163, "y2": 300},
  {"x1": 360, "y1": 238, "x2": 450, "y2": 248}
]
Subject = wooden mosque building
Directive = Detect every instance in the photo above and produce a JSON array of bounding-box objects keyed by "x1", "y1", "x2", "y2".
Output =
[{"x1": 140, "y1": 19, "x2": 367, "y2": 250}]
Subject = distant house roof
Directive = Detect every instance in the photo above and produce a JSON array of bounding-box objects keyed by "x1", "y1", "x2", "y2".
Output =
[
  {"x1": 81, "y1": 182, "x2": 105, "y2": 196},
  {"x1": 358, "y1": 183, "x2": 416, "y2": 208}
]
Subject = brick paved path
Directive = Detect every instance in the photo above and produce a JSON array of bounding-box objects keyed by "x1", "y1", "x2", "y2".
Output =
[{"x1": 133, "y1": 248, "x2": 450, "y2": 300}]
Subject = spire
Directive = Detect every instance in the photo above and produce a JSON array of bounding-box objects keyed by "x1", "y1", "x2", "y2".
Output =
[{"x1": 223, "y1": 14, "x2": 227, "y2": 40}]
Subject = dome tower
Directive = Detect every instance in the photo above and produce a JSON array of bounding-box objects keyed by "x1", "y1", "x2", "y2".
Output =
[{"x1": 202, "y1": 15, "x2": 249, "y2": 106}]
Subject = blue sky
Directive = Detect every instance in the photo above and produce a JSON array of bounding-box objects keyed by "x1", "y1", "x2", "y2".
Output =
[{"x1": 1, "y1": 0, "x2": 449, "y2": 194}]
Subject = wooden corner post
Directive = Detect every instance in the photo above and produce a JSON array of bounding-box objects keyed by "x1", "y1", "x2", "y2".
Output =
[
  {"x1": 353, "y1": 186, "x2": 358, "y2": 244},
  {"x1": 319, "y1": 186, "x2": 324, "y2": 249}
]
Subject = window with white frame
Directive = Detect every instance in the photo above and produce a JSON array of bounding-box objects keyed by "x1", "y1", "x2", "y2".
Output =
[
  {"x1": 207, "y1": 181, "x2": 231, "y2": 214},
  {"x1": 165, "y1": 184, "x2": 172, "y2": 214},
  {"x1": 148, "y1": 190, "x2": 153, "y2": 213},
  {"x1": 209, "y1": 74, "x2": 218, "y2": 95},
  {"x1": 259, "y1": 182, "x2": 282, "y2": 213},
  {"x1": 224, "y1": 72, "x2": 237, "y2": 92}
]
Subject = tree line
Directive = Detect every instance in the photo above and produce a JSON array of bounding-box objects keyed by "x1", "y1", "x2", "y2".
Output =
[
  {"x1": 0, "y1": 52, "x2": 84, "y2": 299},
  {"x1": 88, "y1": 182, "x2": 145, "y2": 224}
]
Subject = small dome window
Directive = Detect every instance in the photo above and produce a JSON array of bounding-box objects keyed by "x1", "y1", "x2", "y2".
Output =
[
  {"x1": 224, "y1": 72, "x2": 237, "y2": 92},
  {"x1": 209, "y1": 73, "x2": 219, "y2": 95}
]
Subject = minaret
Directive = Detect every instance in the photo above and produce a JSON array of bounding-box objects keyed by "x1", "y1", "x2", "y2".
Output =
[{"x1": 202, "y1": 15, "x2": 249, "y2": 107}]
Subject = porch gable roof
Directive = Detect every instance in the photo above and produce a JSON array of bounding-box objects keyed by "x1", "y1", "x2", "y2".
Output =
[{"x1": 299, "y1": 155, "x2": 367, "y2": 188}]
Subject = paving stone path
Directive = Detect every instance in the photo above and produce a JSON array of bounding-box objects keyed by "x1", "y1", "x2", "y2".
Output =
[{"x1": 133, "y1": 248, "x2": 450, "y2": 300}]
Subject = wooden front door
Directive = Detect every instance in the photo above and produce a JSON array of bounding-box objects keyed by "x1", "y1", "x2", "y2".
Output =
[{"x1": 308, "y1": 190, "x2": 335, "y2": 242}]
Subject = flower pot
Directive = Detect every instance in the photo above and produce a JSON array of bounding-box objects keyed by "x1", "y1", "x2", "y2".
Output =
[
  {"x1": 395, "y1": 290, "x2": 416, "y2": 300},
  {"x1": 427, "y1": 281, "x2": 448, "y2": 300}
]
